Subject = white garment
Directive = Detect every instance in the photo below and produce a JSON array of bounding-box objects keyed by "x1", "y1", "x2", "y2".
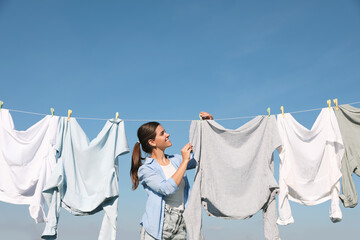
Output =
[
  {"x1": 277, "y1": 108, "x2": 344, "y2": 225},
  {"x1": 160, "y1": 162, "x2": 185, "y2": 210},
  {"x1": 0, "y1": 109, "x2": 59, "y2": 223}
]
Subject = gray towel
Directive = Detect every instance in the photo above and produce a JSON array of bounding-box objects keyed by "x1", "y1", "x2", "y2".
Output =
[{"x1": 334, "y1": 104, "x2": 360, "y2": 208}]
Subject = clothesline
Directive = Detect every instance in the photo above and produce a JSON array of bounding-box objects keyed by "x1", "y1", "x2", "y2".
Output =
[
  {"x1": 1, "y1": 97, "x2": 359, "y2": 240},
  {"x1": 4, "y1": 100, "x2": 360, "y2": 122}
]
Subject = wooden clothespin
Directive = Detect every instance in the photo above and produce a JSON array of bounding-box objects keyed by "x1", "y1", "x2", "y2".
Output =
[
  {"x1": 115, "y1": 112, "x2": 119, "y2": 120},
  {"x1": 50, "y1": 108, "x2": 55, "y2": 116},
  {"x1": 280, "y1": 106, "x2": 284, "y2": 118},
  {"x1": 0, "y1": 101, "x2": 3, "y2": 111},
  {"x1": 67, "y1": 109, "x2": 72, "y2": 122},
  {"x1": 333, "y1": 98, "x2": 339, "y2": 110},
  {"x1": 327, "y1": 99, "x2": 331, "y2": 111},
  {"x1": 267, "y1": 107, "x2": 271, "y2": 117}
]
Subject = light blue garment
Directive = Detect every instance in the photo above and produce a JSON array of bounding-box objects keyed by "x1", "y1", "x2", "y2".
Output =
[
  {"x1": 41, "y1": 117, "x2": 129, "y2": 240},
  {"x1": 138, "y1": 154, "x2": 196, "y2": 240}
]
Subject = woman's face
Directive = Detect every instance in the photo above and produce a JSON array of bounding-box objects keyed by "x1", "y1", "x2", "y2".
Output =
[{"x1": 150, "y1": 124, "x2": 172, "y2": 150}]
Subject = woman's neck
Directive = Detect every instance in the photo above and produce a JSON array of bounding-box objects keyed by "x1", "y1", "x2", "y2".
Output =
[{"x1": 151, "y1": 149, "x2": 169, "y2": 166}]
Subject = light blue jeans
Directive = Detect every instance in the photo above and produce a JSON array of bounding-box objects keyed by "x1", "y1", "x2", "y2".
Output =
[{"x1": 140, "y1": 206, "x2": 187, "y2": 240}]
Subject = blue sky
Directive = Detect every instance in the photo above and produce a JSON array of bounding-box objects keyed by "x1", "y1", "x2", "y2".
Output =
[{"x1": 0, "y1": 0, "x2": 360, "y2": 239}]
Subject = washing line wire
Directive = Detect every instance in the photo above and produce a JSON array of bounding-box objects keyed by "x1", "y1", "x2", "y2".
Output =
[
  {"x1": 6, "y1": 109, "x2": 48, "y2": 117},
  {"x1": 5, "y1": 100, "x2": 360, "y2": 122}
]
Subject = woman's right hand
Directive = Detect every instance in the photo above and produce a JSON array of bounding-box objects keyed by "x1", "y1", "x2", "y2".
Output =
[
  {"x1": 200, "y1": 112, "x2": 213, "y2": 120},
  {"x1": 181, "y1": 143, "x2": 193, "y2": 163}
]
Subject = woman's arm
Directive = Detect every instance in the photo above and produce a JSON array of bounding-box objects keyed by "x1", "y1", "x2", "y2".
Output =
[
  {"x1": 138, "y1": 166, "x2": 179, "y2": 196},
  {"x1": 171, "y1": 143, "x2": 192, "y2": 186},
  {"x1": 138, "y1": 143, "x2": 193, "y2": 195}
]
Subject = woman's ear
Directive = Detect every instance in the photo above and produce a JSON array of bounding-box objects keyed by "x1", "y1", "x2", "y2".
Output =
[{"x1": 148, "y1": 139, "x2": 156, "y2": 148}]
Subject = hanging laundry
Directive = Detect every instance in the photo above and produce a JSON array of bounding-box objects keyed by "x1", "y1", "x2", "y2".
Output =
[
  {"x1": 0, "y1": 109, "x2": 59, "y2": 223},
  {"x1": 333, "y1": 104, "x2": 360, "y2": 208},
  {"x1": 277, "y1": 108, "x2": 344, "y2": 225},
  {"x1": 41, "y1": 117, "x2": 129, "y2": 240},
  {"x1": 184, "y1": 116, "x2": 281, "y2": 240}
]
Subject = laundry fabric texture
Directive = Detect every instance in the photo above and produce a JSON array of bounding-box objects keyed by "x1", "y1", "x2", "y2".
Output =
[
  {"x1": 0, "y1": 109, "x2": 59, "y2": 223},
  {"x1": 41, "y1": 117, "x2": 129, "y2": 240},
  {"x1": 184, "y1": 117, "x2": 281, "y2": 240},
  {"x1": 333, "y1": 104, "x2": 360, "y2": 208},
  {"x1": 277, "y1": 108, "x2": 344, "y2": 225},
  {"x1": 138, "y1": 154, "x2": 196, "y2": 240}
]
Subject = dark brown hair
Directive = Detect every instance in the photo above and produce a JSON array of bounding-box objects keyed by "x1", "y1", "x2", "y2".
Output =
[{"x1": 130, "y1": 122, "x2": 160, "y2": 190}]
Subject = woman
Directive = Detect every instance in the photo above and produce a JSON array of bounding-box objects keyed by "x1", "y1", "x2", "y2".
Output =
[{"x1": 130, "y1": 112, "x2": 213, "y2": 240}]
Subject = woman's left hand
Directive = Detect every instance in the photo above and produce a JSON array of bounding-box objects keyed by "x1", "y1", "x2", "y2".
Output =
[{"x1": 199, "y1": 112, "x2": 213, "y2": 120}]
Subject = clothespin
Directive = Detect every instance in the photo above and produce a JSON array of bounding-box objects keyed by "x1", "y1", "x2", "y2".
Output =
[
  {"x1": 199, "y1": 114, "x2": 202, "y2": 121},
  {"x1": 327, "y1": 99, "x2": 331, "y2": 111},
  {"x1": 115, "y1": 112, "x2": 119, "y2": 119},
  {"x1": 280, "y1": 106, "x2": 284, "y2": 118},
  {"x1": 67, "y1": 109, "x2": 72, "y2": 122},
  {"x1": 267, "y1": 107, "x2": 271, "y2": 117},
  {"x1": 0, "y1": 101, "x2": 3, "y2": 111},
  {"x1": 50, "y1": 108, "x2": 54, "y2": 116},
  {"x1": 333, "y1": 98, "x2": 339, "y2": 110}
]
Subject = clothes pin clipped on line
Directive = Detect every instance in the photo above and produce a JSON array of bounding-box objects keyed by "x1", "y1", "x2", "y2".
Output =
[
  {"x1": 115, "y1": 112, "x2": 119, "y2": 120},
  {"x1": 333, "y1": 98, "x2": 339, "y2": 110},
  {"x1": 267, "y1": 107, "x2": 271, "y2": 117},
  {"x1": 327, "y1": 99, "x2": 331, "y2": 111},
  {"x1": 67, "y1": 109, "x2": 72, "y2": 122},
  {"x1": 0, "y1": 101, "x2": 3, "y2": 111},
  {"x1": 280, "y1": 106, "x2": 284, "y2": 118},
  {"x1": 50, "y1": 108, "x2": 55, "y2": 117},
  {"x1": 199, "y1": 114, "x2": 203, "y2": 121}
]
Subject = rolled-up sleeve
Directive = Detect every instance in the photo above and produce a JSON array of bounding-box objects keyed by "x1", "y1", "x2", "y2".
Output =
[{"x1": 138, "y1": 166, "x2": 179, "y2": 196}]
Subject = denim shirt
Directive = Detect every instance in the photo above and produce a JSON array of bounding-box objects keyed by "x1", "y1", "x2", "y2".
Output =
[{"x1": 138, "y1": 154, "x2": 196, "y2": 240}]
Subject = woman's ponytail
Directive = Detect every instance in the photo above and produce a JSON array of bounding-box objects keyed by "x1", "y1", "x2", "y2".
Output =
[
  {"x1": 130, "y1": 121, "x2": 160, "y2": 190},
  {"x1": 131, "y1": 142, "x2": 142, "y2": 190}
]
